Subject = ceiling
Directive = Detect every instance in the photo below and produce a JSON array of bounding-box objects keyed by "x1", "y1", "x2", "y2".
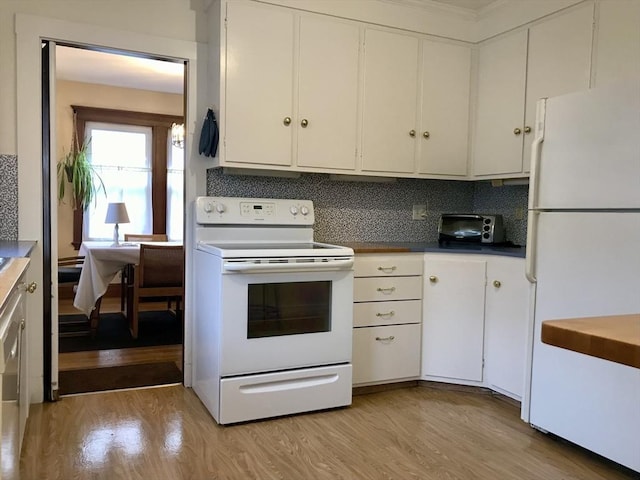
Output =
[
  {"x1": 429, "y1": 0, "x2": 498, "y2": 11},
  {"x1": 55, "y1": 46, "x2": 184, "y2": 95}
]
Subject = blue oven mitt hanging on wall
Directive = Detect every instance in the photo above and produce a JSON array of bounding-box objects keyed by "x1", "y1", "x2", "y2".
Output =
[{"x1": 198, "y1": 108, "x2": 219, "y2": 157}]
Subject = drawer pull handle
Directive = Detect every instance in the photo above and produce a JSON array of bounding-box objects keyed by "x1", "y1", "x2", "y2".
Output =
[
  {"x1": 376, "y1": 287, "x2": 396, "y2": 294},
  {"x1": 22, "y1": 281, "x2": 38, "y2": 293},
  {"x1": 375, "y1": 335, "x2": 395, "y2": 342},
  {"x1": 376, "y1": 311, "x2": 395, "y2": 318},
  {"x1": 377, "y1": 266, "x2": 397, "y2": 273}
]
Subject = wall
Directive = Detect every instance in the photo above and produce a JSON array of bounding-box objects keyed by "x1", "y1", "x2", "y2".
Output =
[
  {"x1": 55, "y1": 80, "x2": 184, "y2": 258},
  {"x1": 206, "y1": 169, "x2": 529, "y2": 245}
]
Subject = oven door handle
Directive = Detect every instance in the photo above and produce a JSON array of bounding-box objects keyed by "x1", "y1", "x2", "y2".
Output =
[{"x1": 223, "y1": 258, "x2": 354, "y2": 273}]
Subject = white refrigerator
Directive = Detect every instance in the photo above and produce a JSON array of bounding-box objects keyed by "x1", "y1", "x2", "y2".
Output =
[{"x1": 523, "y1": 79, "x2": 640, "y2": 472}]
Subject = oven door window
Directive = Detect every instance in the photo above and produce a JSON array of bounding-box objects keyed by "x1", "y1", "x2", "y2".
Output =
[{"x1": 247, "y1": 281, "x2": 331, "y2": 338}]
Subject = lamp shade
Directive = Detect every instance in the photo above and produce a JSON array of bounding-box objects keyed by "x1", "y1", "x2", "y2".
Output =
[{"x1": 104, "y1": 202, "x2": 130, "y2": 224}]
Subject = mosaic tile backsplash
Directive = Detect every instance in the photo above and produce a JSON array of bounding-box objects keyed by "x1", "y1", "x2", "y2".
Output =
[
  {"x1": 206, "y1": 169, "x2": 529, "y2": 246},
  {"x1": 0, "y1": 154, "x2": 19, "y2": 241}
]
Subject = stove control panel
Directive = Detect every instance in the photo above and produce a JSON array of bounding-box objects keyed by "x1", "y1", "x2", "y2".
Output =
[{"x1": 195, "y1": 196, "x2": 315, "y2": 225}]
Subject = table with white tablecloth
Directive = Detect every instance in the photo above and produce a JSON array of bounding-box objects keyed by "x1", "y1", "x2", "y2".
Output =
[{"x1": 73, "y1": 241, "x2": 180, "y2": 317}]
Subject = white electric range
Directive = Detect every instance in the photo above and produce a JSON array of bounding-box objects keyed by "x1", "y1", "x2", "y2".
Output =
[{"x1": 192, "y1": 196, "x2": 354, "y2": 424}]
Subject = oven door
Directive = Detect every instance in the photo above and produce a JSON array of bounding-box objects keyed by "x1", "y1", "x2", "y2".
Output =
[{"x1": 219, "y1": 267, "x2": 353, "y2": 376}]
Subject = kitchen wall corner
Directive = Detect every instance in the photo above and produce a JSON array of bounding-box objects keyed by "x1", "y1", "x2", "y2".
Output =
[
  {"x1": 0, "y1": 154, "x2": 19, "y2": 241},
  {"x1": 206, "y1": 169, "x2": 476, "y2": 243},
  {"x1": 472, "y1": 181, "x2": 528, "y2": 246},
  {"x1": 207, "y1": 169, "x2": 529, "y2": 246}
]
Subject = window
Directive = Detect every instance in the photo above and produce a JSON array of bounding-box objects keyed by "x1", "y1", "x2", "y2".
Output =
[
  {"x1": 84, "y1": 122, "x2": 153, "y2": 240},
  {"x1": 69, "y1": 106, "x2": 184, "y2": 248}
]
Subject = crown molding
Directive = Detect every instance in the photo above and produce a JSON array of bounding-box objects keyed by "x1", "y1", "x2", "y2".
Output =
[{"x1": 377, "y1": 0, "x2": 479, "y2": 19}]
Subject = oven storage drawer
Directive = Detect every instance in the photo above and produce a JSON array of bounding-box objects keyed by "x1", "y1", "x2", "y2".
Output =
[
  {"x1": 354, "y1": 300, "x2": 421, "y2": 327},
  {"x1": 354, "y1": 254, "x2": 423, "y2": 277},
  {"x1": 354, "y1": 276, "x2": 422, "y2": 302},
  {"x1": 353, "y1": 324, "x2": 421, "y2": 385},
  {"x1": 219, "y1": 364, "x2": 352, "y2": 424}
]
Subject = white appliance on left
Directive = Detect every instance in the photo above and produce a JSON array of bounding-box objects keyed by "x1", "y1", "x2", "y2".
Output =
[{"x1": 192, "y1": 196, "x2": 354, "y2": 424}]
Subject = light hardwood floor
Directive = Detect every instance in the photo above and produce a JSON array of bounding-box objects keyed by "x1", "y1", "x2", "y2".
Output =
[
  {"x1": 58, "y1": 297, "x2": 182, "y2": 373},
  {"x1": 20, "y1": 385, "x2": 635, "y2": 480}
]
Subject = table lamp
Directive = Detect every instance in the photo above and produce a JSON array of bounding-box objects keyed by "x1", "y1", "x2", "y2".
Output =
[{"x1": 105, "y1": 202, "x2": 130, "y2": 247}]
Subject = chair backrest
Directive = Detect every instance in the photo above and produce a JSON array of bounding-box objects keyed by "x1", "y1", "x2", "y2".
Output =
[
  {"x1": 57, "y1": 256, "x2": 85, "y2": 284},
  {"x1": 124, "y1": 233, "x2": 168, "y2": 242},
  {"x1": 138, "y1": 244, "x2": 184, "y2": 288}
]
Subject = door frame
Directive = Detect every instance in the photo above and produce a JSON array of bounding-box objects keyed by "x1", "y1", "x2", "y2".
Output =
[{"x1": 16, "y1": 13, "x2": 201, "y2": 403}]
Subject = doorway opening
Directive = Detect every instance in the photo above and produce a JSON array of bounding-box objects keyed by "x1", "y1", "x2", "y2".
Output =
[{"x1": 51, "y1": 44, "x2": 186, "y2": 396}]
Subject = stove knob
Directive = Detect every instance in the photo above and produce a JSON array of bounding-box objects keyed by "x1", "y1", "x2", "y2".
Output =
[
  {"x1": 290, "y1": 206, "x2": 299, "y2": 216},
  {"x1": 215, "y1": 203, "x2": 226, "y2": 214},
  {"x1": 300, "y1": 206, "x2": 309, "y2": 216},
  {"x1": 203, "y1": 202, "x2": 213, "y2": 213}
]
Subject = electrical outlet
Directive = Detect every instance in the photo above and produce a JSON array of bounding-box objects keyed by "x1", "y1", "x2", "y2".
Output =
[
  {"x1": 515, "y1": 207, "x2": 525, "y2": 220},
  {"x1": 412, "y1": 204, "x2": 427, "y2": 220}
]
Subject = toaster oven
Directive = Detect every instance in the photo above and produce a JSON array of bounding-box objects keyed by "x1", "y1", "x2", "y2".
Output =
[{"x1": 438, "y1": 214, "x2": 505, "y2": 244}]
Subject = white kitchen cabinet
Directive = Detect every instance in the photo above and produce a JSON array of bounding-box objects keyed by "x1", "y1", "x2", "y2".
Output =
[
  {"x1": 361, "y1": 28, "x2": 419, "y2": 174},
  {"x1": 224, "y1": 1, "x2": 294, "y2": 167},
  {"x1": 592, "y1": 0, "x2": 640, "y2": 87},
  {"x1": 422, "y1": 254, "x2": 529, "y2": 397},
  {"x1": 422, "y1": 256, "x2": 486, "y2": 383},
  {"x1": 418, "y1": 40, "x2": 471, "y2": 176},
  {"x1": 0, "y1": 259, "x2": 31, "y2": 476},
  {"x1": 472, "y1": 3, "x2": 594, "y2": 178},
  {"x1": 484, "y1": 256, "x2": 529, "y2": 400},
  {"x1": 352, "y1": 253, "x2": 422, "y2": 386},
  {"x1": 223, "y1": 1, "x2": 360, "y2": 170}
]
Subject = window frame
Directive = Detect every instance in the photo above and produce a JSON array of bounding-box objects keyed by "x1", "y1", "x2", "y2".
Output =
[{"x1": 71, "y1": 105, "x2": 183, "y2": 249}]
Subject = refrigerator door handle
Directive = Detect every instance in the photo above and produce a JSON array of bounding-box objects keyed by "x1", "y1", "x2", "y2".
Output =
[
  {"x1": 525, "y1": 210, "x2": 539, "y2": 284},
  {"x1": 528, "y1": 98, "x2": 546, "y2": 211}
]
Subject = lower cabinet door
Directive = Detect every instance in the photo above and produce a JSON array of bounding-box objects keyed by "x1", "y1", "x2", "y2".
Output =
[{"x1": 353, "y1": 324, "x2": 421, "y2": 385}]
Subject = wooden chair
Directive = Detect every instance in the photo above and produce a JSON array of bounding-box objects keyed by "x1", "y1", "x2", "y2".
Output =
[
  {"x1": 128, "y1": 244, "x2": 184, "y2": 339},
  {"x1": 57, "y1": 256, "x2": 91, "y2": 337},
  {"x1": 121, "y1": 233, "x2": 169, "y2": 312}
]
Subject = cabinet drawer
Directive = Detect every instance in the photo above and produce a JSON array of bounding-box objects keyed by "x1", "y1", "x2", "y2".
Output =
[
  {"x1": 354, "y1": 300, "x2": 421, "y2": 327},
  {"x1": 354, "y1": 254, "x2": 423, "y2": 277},
  {"x1": 354, "y1": 276, "x2": 422, "y2": 302},
  {"x1": 353, "y1": 324, "x2": 421, "y2": 385}
]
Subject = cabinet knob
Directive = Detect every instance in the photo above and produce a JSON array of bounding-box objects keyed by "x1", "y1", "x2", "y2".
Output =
[
  {"x1": 493, "y1": 280, "x2": 501, "y2": 288},
  {"x1": 377, "y1": 266, "x2": 396, "y2": 273},
  {"x1": 429, "y1": 275, "x2": 438, "y2": 283},
  {"x1": 283, "y1": 117, "x2": 292, "y2": 126},
  {"x1": 513, "y1": 127, "x2": 522, "y2": 135},
  {"x1": 409, "y1": 130, "x2": 416, "y2": 137},
  {"x1": 25, "y1": 282, "x2": 38, "y2": 293},
  {"x1": 375, "y1": 335, "x2": 395, "y2": 342},
  {"x1": 20, "y1": 319, "x2": 25, "y2": 330},
  {"x1": 524, "y1": 126, "x2": 532, "y2": 134},
  {"x1": 423, "y1": 131, "x2": 430, "y2": 139},
  {"x1": 300, "y1": 119, "x2": 309, "y2": 128}
]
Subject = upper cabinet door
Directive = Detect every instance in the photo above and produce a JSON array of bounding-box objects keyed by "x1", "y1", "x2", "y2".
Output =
[
  {"x1": 297, "y1": 16, "x2": 360, "y2": 170},
  {"x1": 523, "y1": 2, "x2": 594, "y2": 172},
  {"x1": 361, "y1": 28, "x2": 419, "y2": 174},
  {"x1": 225, "y1": 1, "x2": 294, "y2": 166},
  {"x1": 473, "y1": 29, "x2": 528, "y2": 176},
  {"x1": 592, "y1": 0, "x2": 640, "y2": 87},
  {"x1": 418, "y1": 40, "x2": 471, "y2": 176}
]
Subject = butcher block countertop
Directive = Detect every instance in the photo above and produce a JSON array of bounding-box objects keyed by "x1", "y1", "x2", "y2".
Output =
[{"x1": 541, "y1": 314, "x2": 640, "y2": 369}]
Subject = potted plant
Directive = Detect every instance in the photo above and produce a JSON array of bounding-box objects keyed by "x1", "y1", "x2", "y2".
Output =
[{"x1": 57, "y1": 130, "x2": 105, "y2": 210}]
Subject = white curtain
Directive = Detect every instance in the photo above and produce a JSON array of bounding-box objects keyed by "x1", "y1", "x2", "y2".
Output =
[{"x1": 166, "y1": 134, "x2": 184, "y2": 241}]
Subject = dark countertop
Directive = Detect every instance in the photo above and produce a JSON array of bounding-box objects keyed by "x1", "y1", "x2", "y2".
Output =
[
  {"x1": 337, "y1": 242, "x2": 526, "y2": 258},
  {"x1": 0, "y1": 240, "x2": 37, "y2": 258}
]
